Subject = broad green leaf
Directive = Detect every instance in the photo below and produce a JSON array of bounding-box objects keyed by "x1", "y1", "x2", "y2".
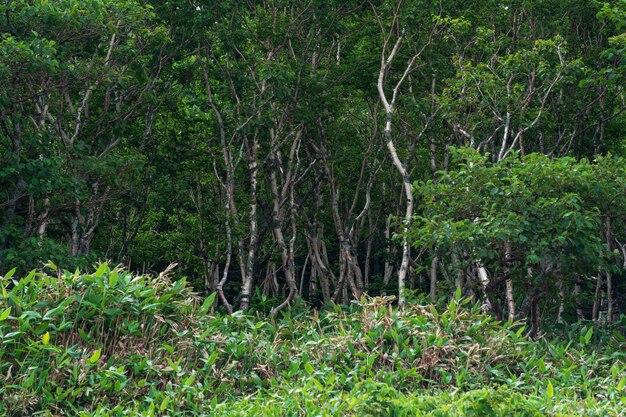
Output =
[
  {"x1": 88, "y1": 349, "x2": 101, "y2": 364},
  {"x1": 546, "y1": 381, "x2": 554, "y2": 399},
  {"x1": 201, "y1": 292, "x2": 217, "y2": 311},
  {"x1": 309, "y1": 377, "x2": 323, "y2": 390},
  {"x1": 108, "y1": 269, "x2": 119, "y2": 287},
  {"x1": 44, "y1": 303, "x2": 67, "y2": 320},
  {"x1": 184, "y1": 374, "x2": 196, "y2": 386},
  {"x1": 166, "y1": 357, "x2": 180, "y2": 372},
  {"x1": 23, "y1": 372, "x2": 35, "y2": 388},
  {"x1": 0, "y1": 307, "x2": 11, "y2": 321},
  {"x1": 78, "y1": 328, "x2": 90, "y2": 342},
  {"x1": 159, "y1": 397, "x2": 169, "y2": 412},
  {"x1": 304, "y1": 362, "x2": 314, "y2": 375},
  {"x1": 94, "y1": 263, "x2": 108, "y2": 277},
  {"x1": 4, "y1": 268, "x2": 16, "y2": 280},
  {"x1": 205, "y1": 351, "x2": 219, "y2": 367}
]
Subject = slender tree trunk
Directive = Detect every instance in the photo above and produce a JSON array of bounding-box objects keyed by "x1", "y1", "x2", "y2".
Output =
[
  {"x1": 451, "y1": 252, "x2": 463, "y2": 292},
  {"x1": 307, "y1": 233, "x2": 333, "y2": 303},
  {"x1": 528, "y1": 291, "x2": 540, "y2": 339},
  {"x1": 430, "y1": 256, "x2": 438, "y2": 301},
  {"x1": 606, "y1": 271, "x2": 613, "y2": 323},
  {"x1": 299, "y1": 254, "x2": 309, "y2": 296},
  {"x1": 269, "y1": 161, "x2": 298, "y2": 316},
  {"x1": 205, "y1": 261, "x2": 219, "y2": 294},
  {"x1": 556, "y1": 279, "x2": 564, "y2": 324},
  {"x1": 364, "y1": 219, "x2": 373, "y2": 289},
  {"x1": 375, "y1": 13, "x2": 432, "y2": 306},
  {"x1": 506, "y1": 279, "x2": 515, "y2": 321},
  {"x1": 504, "y1": 242, "x2": 515, "y2": 321},
  {"x1": 477, "y1": 264, "x2": 493, "y2": 313},
  {"x1": 240, "y1": 135, "x2": 259, "y2": 311},
  {"x1": 384, "y1": 117, "x2": 414, "y2": 308},
  {"x1": 605, "y1": 216, "x2": 614, "y2": 322},
  {"x1": 383, "y1": 214, "x2": 394, "y2": 286},
  {"x1": 304, "y1": 181, "x2": 335, "y2": 303},
  {"x1": 262, "y1": 262, "x2": 279, "y2": 298},
  {"x1": 574, "y1": 282, "x2": 584, "y2": 320},
  {"x1": 592, "y1": 274, "x2": 602, "y2": 321},
  {"x1": 217, "y1": 211, "x2": 234, "y2": 314}
]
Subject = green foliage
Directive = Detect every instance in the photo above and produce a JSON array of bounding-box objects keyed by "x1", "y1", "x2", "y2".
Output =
[
  {"x1": 411, "y1": 148, "x2": 626, "y2": 318},
  {"x1": 0, "y1": 0, "x2": 167, "y2": 273},
  {"x1": 1, "y1": 266, "x2": 625, "y2": 415},
  {"x1": 2, "y1": 0, "x2": 626, "y2": 316},
  {"x1": 0, "y1": 264, "x2": 196, "y2": 415}
]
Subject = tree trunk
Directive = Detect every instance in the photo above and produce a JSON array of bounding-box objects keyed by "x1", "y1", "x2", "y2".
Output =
[
  {"x1": 556, "y1": 279, "x2": 564, "y2": 324},
  {"x1": 477, "y1": 264, "x2": 493, "y2": 313},
  {"x1": 504, "y1": 242, "x2": 515, "y2": 321},
  {"x1": 574, "y1": 283, "x2": 584, "y2": 320},
  {"x1": 528, "y1": 291, "x2": 540, "y2": 339},
  {"x1": 430, "y1": 256, "x2": 438, "y2": 302},
  {"x1": 592, "y1": 274, "x2": 602, "y2": 321},
  {"x1": 240, "y1": 135, "x2": 259, "y2": 311},
  {"x1": 269, "y1": 161, "x2": 298, "y2": 316},
  {"x1": 376, "y1": 16, "x2": 431, "y2": 306},
  {"x1": 383, "y1": 214, "x2": 394, "y2": 287},
  {"x1": 605, "y1": 216, "x2": 614, "y2": 322}
]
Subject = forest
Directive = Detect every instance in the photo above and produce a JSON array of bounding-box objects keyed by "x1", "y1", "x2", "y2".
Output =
[{"x1": 1, "y1": 0, "x2": 626, "y2": 415}]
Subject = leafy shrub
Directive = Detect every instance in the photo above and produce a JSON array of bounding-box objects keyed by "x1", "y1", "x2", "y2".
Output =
[{"x1": 1, "y1": 265, "x2": 625, "y2": 416}]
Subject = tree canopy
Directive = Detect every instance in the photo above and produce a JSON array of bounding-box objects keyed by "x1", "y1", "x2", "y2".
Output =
[{"x1": 1, "y1": 0, "x2": 625, "y2": 327}]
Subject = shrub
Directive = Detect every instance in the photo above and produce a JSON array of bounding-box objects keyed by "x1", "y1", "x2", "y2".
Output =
[{"x1": 1, "y1": 265, "x2": 624, "y2": 416}]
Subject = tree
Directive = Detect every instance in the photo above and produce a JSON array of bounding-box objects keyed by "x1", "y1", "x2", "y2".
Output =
[
  {"x1": 411, "y1": 148, "x2": 625, "y2": 331},
  {"x1": 0, "y1": 0, "x2": 168, "y2": 271}
]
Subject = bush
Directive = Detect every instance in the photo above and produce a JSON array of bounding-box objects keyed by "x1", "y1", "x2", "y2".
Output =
[{"x1": 1, "y1": 265, "x2": 625, "y2": 415}]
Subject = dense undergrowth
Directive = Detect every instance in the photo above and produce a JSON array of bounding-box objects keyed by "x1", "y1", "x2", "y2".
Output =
[{"x1": 1, "y1": 265, "x2": 625, "y2": 416}]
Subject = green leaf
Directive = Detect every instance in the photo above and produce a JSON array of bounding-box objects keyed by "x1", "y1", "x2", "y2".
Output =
[
  {"x1": 546, "y1": 381, "x2": 554, "y2": 399},
  {"x1": 159, "y1": 397, "x2": 169, "y2": 412},
  {"x1": 94, "y1": 263, "x2": 108, "y2": 277},
  {"x1": 108, "y1": 269, "x2": 119, "y2": 287},
  {"x1": 166, "y1": 357, "x2": 180, "y2": 372},
  {"x1": 287, "y1": 360, "x2": 300, "y2": 378},
  {"x1": 0, "y1": 307, "x2": 11, "y2": 321},
  {"x1": 184, "y1": 374, "x2": 196, "y2": 386},
  {"x1": 23, "y1": 372, "x2": 35, "y2": 388},
  {"x1": 309, "y1": 377, "x2": 324, "y2": 390},
  {"x1": 88, "y1": 349, "x2": 101, "y2": 364},
  {"x1": 205, "y1": 351, "x2": 219, "y2": 367},
  {"x1": 617, "y1": 377, "x2": 626, "y2": 392},
  {"x1": 4, "y1": 267, "x2": 16, "y2": 280},
  {"x1": 201, "y1": 292, "x2": 217, "y2": 311},
  {"x1": 78, "y1": 328, "x2": 90, "y2": 342},
  {"x1": 43, "y1": 303, "x2": 67, "y2": 320},
  {"x1": 304, "y1": 362, "x2": 314, "y2": 375}
]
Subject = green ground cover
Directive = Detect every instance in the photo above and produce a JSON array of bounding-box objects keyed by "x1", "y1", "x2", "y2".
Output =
[{"x1": 1, "y1": 265, "x2": 625, "y2": 416}]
